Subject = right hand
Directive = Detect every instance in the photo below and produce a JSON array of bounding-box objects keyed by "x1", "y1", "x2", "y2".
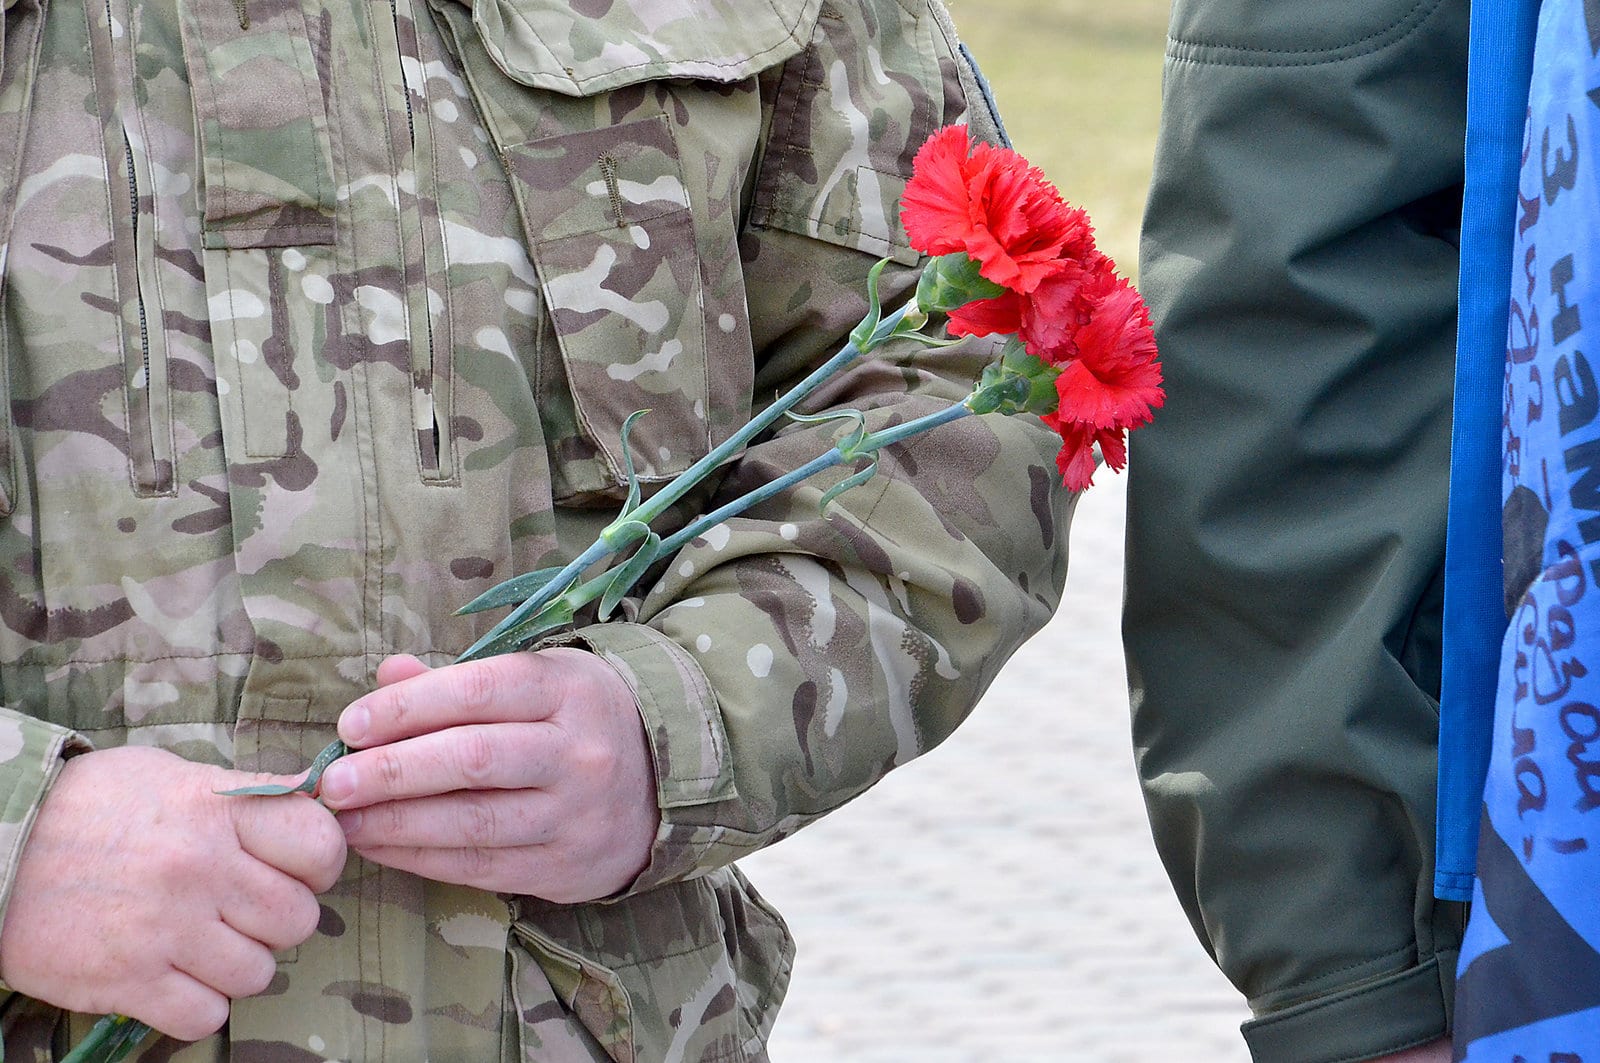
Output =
[{"x1": 0, "y1": 745, "x2": 347, "y2": 1041}]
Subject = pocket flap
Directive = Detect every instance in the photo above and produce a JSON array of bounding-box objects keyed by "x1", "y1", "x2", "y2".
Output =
[{"x1": 470, "y1": 0, "x2": 822, "y2": 96}]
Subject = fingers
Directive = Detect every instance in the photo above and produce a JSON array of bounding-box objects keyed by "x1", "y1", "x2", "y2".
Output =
[
  {"x1": 124, "y1": 970, "x2": 231, "y2": 1043},
  {"x1": 338, "y1": 789, "x2": 560, "y2": 851},
  {"x1": 230, "y1": 793, "x2": 348, "y2": 892},
  {"x1": 338, "y1": 651, "x2": 563, "y2": 749},
  {"x1": 176, "y1": 922, "x2": 279, "y2": 1002},
  {"x1": 217, "y1": 861, "x2": 324, "y2": 952},
  {"x1": 346, "y1": 843, "x2": 542, "y2": 896},
  {"x1": 376, "y1": 654, "x2": 432, "y2": 687},
  {"x1": 318, "y1": 723, "x2": 563, "y2": 811}
]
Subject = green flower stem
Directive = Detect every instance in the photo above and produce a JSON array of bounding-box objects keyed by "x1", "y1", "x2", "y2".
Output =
[
  {"x1": 656, "y1": 400, "x2": 976, "y2": 559},
  {"x1": 61, "y1": 1014, "x2": 152, "y2": 1063},
  {"x1": 616, "y1": 303, "x2": 914, "y2": 534},
  {"x1": 457, "y1": 537, "x2": 614, "y2": 661},
  {"x1": 464, "y1": 303, "x2": 916, "y2": 661}
]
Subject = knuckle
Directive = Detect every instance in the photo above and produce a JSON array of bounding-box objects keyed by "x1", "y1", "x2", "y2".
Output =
[
  {"x1": 374, "y1": 749, "x2": 407, "y2": 794},
  {"x1": 304, "y1": 821, "x2": 348, "y2": 890},
  {"x1": 461, "y1": 794, "x2": 498, "y2": 848},
  {"x1": 281, "y1": 891, "x2": 323, "y2": 946},
  {"x1": 386, "y1": 681, "x2": 420, "y2": 732},
  {"x1": 456, "y1": 728, "x2": 498, "y2": 788},
  {"x1": 235, "y1": 949, "x2": 278, "y2": 998},
  {"x1": 461, "y1": 844, "x2": 497, "y2": 882},
  {"x1": 151, "y1": 844, "x2": 200, "y2": 891},
  {"x1": 158, "y1": 990, "x2": 230, "y2": 1041},
  {"x1": 457, "y1": 660, "x2": 503, "y2": 715},
  {"x1": 381, "y1": 800, "x2": 408, "y2": 836},
  {"x1": 572, "y1": 734, "x2": 618, "y2": 782}
]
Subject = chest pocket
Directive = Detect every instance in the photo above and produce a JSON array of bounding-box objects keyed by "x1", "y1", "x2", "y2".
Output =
[
  {"x1": 0, "y1": 0, "x2": 48, "y2": 517},
  {"x1": 749, "y1": 0, "x2": 948, "y2": 267},
  {"x1": 430, "y1": 0, "x2": 820, "y2": 503}
]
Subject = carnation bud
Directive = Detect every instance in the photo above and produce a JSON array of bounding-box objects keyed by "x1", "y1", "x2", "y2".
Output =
[{"x1": 916, "y1": 253, "x2": 1007, "y2": 314}]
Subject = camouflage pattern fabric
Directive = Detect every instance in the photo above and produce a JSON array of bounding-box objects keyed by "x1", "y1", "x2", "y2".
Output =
[{"x1": 0, "y1": 0, "x2": 1072, "y2": 1057}]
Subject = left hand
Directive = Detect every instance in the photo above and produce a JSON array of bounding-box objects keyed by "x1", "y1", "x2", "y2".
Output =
[{"x1": 319, "y1": 648, "x2": 660, "y2": 903}]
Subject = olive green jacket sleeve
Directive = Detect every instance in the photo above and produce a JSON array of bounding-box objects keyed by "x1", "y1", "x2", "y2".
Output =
[
  {"x1": 569, "y1": 5, "x2": 1074, "y2": 889},
  {"x1": 1125, "y1": 0, "x2": 1471, "y2": 1060}
]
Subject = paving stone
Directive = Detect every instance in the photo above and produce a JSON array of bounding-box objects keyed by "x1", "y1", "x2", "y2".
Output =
[{"x1": 739, "y1": 473, "x2": 1252, "y2": 1061}]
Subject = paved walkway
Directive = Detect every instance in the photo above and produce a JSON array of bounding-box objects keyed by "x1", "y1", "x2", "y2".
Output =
[{"x1": 739, "y1": 472, "x2": 1251, "y2": 1062}]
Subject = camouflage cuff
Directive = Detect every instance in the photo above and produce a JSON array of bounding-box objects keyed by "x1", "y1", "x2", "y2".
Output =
[
  {"x1": 553, "y1": 623, "x2": 737, "y2": 891},
  {"x1": 0, "y1": 711, "x2": 90, "y2": 942}
]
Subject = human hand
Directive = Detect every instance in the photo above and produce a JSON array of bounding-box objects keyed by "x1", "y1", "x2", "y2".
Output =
[
  {"x1": 0, "y1": 746, "x2": 347, "y2": 1041},
  {"x1": 321, "y1": 648, "x2": 659, "y2": 903}
]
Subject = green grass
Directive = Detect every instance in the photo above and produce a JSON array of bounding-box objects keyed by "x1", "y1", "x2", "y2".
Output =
[{"x1": 947, "y1": 0, "x2": 1169, "y2": 280}]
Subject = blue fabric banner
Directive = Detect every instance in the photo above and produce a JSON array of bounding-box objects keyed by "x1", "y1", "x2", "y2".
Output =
[{"x1": 1456, "y1": 0, "x2": 1600, "y2": 1054}]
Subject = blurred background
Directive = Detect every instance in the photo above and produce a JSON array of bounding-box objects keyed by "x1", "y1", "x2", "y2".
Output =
[{"x1": 737, "y1": 2, "x2": 1256, "y2": 1060}]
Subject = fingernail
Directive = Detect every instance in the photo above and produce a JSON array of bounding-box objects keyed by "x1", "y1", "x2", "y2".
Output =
[
  {"x1": 339, "y1": 811, "x2": 362, "y2": 835},
  {"x1": 320, "y1": 763, "x2": 355, "y2": 803},
  {"x1": 340, "y1": 706, "x2": 370, "y2": 745}
]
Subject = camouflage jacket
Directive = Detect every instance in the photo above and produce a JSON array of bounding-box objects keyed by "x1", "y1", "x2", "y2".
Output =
[{"x1": 0, "y1": 0, "x2": 1070, "y2": 1057}]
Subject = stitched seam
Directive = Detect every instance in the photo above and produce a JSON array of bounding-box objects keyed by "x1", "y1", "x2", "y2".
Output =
[
  {"x1": 1165, "y1": 0, "x2": 1442, "y2": 69},
  {"x1": 759, "y1": 40, "x2": 813, "y2": 220},
  {"x1": 208, "y1": 223, "x2": 335, "y2": 246},
  {"x1": 193, "y1": 13, "x2": 234, "y2": 231},
  {"x1": 618, "y1": 628, "x2": 725, "y2": 789},
  {"x1": 286, "y1": 22, "x2": 328, "y2": 215},
  {"x1": 507, "y1": 0, "x2": 815, "y2": 92},
  {"x1": 1258, "y1": 940, "x2": 1418, "y2": 1001},
  {"x1": 1251, "y1": 954, "x2": 1436, "y2": 1029},
  {"x1": 1318, "y1": 1034, "x2": 1446, "y2": 1063},
  {"x1": 318, "y1": 5, "x2": 378, "y2": 676},
  {"x1": 1168, "y1": 0, "x2": 1428, "y2": 56},
  {"x1": 606, "y1": 936, "x2": 719, "y2": 970},
  {"x1": 220, "y1": 246, "x2": 265, "y2": 454},
  {"x1": 757, "y1": 205, "x2": 911, "y2": 250},
  {"x1": 0, "y1": 0, "x2": 39, "y2": 514}
]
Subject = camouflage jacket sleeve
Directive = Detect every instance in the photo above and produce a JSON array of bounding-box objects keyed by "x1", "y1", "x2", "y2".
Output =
[
  {"x1": 569, "y1": 2, "x2": 1074, "y2": 891},
  {"x1": 0, "y1": 711, "x2": 89, "y2": 932}
]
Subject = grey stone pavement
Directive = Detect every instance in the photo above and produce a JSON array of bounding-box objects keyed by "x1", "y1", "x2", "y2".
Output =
[{"x1": 738, "y1": 470, "x2": 1253, "y2": 1062}]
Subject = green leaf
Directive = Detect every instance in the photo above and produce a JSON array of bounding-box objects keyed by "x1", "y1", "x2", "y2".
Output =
[
  {"x1": 848, "y1": 258, "x2": 891, "y2": 352},
  {"x1": 598, "y1": 532, "x2": 661, "y2": 619},
  {"x1": 461, "y1": 600, "x2": 576, "y2": 661},
  {"x1": 455, "y1": 566, "x2": 568, "y2": 616},
  {"x1": 886, "y1": 332, "x2": 962, "y2": 349},
  {"x1": 216, "y1": 739, "x2": 349, "y2": 797},
  {"x1": 786, "y1": 406, "x2": 868, "y2": 455},
  {"x1": 617, "y1": 409, "x2": 651, "y2": 515},
  {"x1": 602, "y1": 519, "x2": 651, "y2": 552},
  {"x1": 819, "y1": 459, "x2": 879, "y2": 513}
]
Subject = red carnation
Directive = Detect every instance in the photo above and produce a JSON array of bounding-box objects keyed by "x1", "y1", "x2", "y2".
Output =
[
  {"x1": 1016, "y1": 254, "x2": 1117, "y2": 364},
  {"x1": 946, "y1": 290, "x2": 1023, "y2": 340},
  {"x1": 1052, "y1": 278, "x2": 1164, "y2": 429},
  {"x1": 900, "y1": 126, "x2": 1089, "y2": 294},
  {"x1": 1044, "y1": 418, "x2": 1128, "y2": 492}
]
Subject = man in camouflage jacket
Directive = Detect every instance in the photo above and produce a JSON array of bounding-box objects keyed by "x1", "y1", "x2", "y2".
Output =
[{"x1": 0, "y1": 0, "x2": 1072, "y2": 1056}]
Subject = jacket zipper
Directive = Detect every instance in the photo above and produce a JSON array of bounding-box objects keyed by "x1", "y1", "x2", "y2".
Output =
[
  {"x1": 387, "y1": 0, "x2": 454, "y2": 482},
  {"x1": 91, "y1": 0, "x2": 173, "y2": 495}
]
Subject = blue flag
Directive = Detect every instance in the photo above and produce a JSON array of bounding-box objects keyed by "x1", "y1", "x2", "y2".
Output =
[{"x1": 1456, "y1": 0, "x2": 1600, "y2": 1054}]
